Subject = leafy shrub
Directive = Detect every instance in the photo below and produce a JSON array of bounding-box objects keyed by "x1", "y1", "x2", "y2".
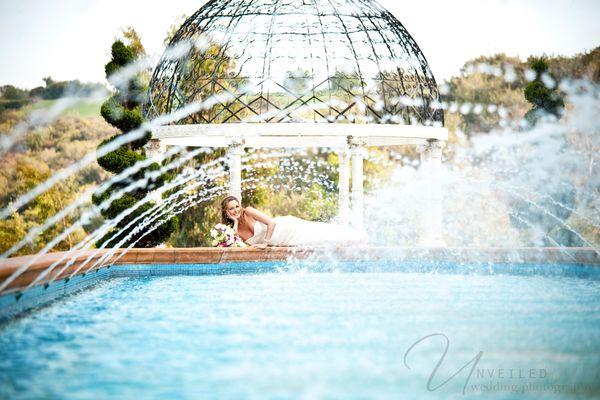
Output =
[
  {"x1": 523, "y1": 57, "x2": 564, "y2": 124},
  {"x1": 97, "y1": 141, "x2": 145, "y2": 174},
  {"x1": 94, "y1": 38, "x2": 177, "y2": 248},
  {"x1": 111, "y1": 41, "x2": 135, "y2": 66},
  {"x1": 102, "y1": 193, "x2": 138, "y2": 220}
]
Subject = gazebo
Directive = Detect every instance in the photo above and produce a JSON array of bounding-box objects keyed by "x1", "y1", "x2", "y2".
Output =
[{"x1": 143, "y1": 0, "x2": 447, "y2": 246}]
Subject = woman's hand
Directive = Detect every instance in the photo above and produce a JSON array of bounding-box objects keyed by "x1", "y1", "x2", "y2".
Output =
[
  {"x1": 228, "y1": 214, "x2": 239, "y2": 232},
  {"x1": 227, "y1": 211, "x2": 238, "y2": 222},
  {"x1": 253, "y1": 243, "x2": 268, "y2": 250}
]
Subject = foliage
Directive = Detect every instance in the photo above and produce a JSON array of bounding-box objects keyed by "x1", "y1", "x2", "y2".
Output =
[
  {"x1": 329, "y1": 70, "x2": 363, "y2": 93},
  {"x1": 523, "y1": 57, "x2": 565, "y2": 125},
  {"x1": 440, "y1": 49, "x2": 598, "y2": 247},
  {"x1": 539, "y1": 47, "x2": 600, "y2": 82},
  {"x1": 164, "y1": 14, "x2": 189, "y2": 45},
  {"x1": 1, "y1": 86, "x2": 29, "y2": 101},
  {"x1": 0, "y1": 77, "x2": 106, "y2": 114},
  {"x1": 105, "y1": 41, "x2": 135, "y2": 78},
  {"x1": 179, "y1": 40, "x2": 246, "y2": 123},
  {"x1": 100, "y1": 98, "x2": 144, "y2": 134},
  {"x1": 121, "y1": 26, "x2": 146, "y2": 57},
  {"x1": 0, "y1": 85, "x2": 31, "y2": 112},
  {"x1": 41, "y1": 77, "x2": 106, "y2": 100},
  {"x1": 443, "y1": 53, "x2": 529, "y2": 136},
  {"x1": 0, "y1": 109, "x2": 111, "y2": 257},
  {"x1": 160, "y1": 16, "x2": 250, "y2": 123},
  {"x1": 0, "y1": 153, "x2": 94, "y2": 255},
  {"x1": 504, "y1": 58, "x2": 570, "y2": 245},
  {"x1": 94, "y1": 32, "x2": 177, "y2": 248},
  {"x1": 443, "y1": 48, "x2": 598, "y2": 137},
  {"x1": 97, "y1": 140, "x2": 145, "y2": 174}
]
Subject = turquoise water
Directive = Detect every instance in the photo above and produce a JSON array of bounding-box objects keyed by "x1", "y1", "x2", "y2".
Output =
[{"x1": 1, "y1": 265, "x2": 599, "y2": 399}]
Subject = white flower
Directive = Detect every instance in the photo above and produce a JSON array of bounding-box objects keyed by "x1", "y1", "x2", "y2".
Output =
[{"x1": 211, "y1": 223, "x2": 242, "y2": 247}]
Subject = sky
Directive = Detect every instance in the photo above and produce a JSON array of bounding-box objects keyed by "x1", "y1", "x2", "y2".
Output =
[{"x1": 0, "y1": 0, "x2": 598, "y2": 88}]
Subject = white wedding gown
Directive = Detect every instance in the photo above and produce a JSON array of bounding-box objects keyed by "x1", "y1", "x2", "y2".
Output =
[{"x1": 245, "y1": 216, "x2": 363, "y2": 246}]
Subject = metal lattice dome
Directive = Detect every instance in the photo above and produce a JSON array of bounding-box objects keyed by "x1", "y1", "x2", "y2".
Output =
[{"x1": 144, "y1": 0, "x2": 444, "y2": 126}]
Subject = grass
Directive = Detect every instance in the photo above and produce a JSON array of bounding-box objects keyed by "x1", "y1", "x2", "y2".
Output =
[{"x1": 29, "y1": 98, "x2": 106, "y2": 118}]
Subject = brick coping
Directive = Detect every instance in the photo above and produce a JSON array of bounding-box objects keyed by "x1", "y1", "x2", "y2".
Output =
[{"x1": 0, "y1": 246, "x2": 597, "y2": 295}]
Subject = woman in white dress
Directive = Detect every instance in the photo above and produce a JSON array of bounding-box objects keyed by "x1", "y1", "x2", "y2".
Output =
[{"x1": 220, "y1": 196, "x2": 364, "y2": 248}]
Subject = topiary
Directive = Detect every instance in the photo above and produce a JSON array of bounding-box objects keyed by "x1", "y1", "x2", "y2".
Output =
[
  {"x1": 97, "y1": 144, "x2": 145, "y2": 174},
  {"x1": 94, "y1": 37, "x2": 178, "y2": 248},
  {"x1": 100, "y1": 96, "x2": 124, "y2": 126},
  {"x1": 530, "y1": 58, "x2": 549, "y2": 75},
  {"x1": 524, "y1": 81, "x2": 551, "y2": 107},
  {"x1": 523, "y1": 57, "x2": 564, "y2": 126},
  {"x1": 135, "y1": 215, "x2": 180, "y2": 248},
  {"x1": 110, "y1": 41, "x2": 135, "y2": 68},
  {"x1": 102, "y1": 193, "x2": 139, "y2": 220}
]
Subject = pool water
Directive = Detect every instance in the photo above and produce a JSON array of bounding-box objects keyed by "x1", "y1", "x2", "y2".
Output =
[{"x1": 1, "y1": 267, "x2": 599, "y2": 399}]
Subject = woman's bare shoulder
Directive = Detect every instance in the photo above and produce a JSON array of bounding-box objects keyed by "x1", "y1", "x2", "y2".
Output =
[{"x1": 244, "y1": 206, "x2": 274, "y2": 223}]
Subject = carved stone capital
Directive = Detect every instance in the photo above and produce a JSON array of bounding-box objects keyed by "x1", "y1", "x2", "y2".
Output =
[
  {"x1": 426, "y1": 139, "x2": 445, "y2": 152},
  {"x1": 145, "y1": 139, "x2": 163, "y2": 152},
  {"x1": 144, "y1": 139, "x2": 166, "y2": 161},
  {"x1": 419, "y1": 140, "x2": 445, "y2": 158},
  {"x1": 227, "y1": 137, "x2": 246, "y2": 155},
  {"x1": 348, "y1": 136, "x2": 368, "y2": 148},
  {"x1": 348, "y1": 137, "x2": 368, "y2": 158}
]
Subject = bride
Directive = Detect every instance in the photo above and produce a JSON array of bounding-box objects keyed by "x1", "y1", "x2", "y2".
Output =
[{"x1": 220, "y1": 196, "x2": 364, "y2": 248}]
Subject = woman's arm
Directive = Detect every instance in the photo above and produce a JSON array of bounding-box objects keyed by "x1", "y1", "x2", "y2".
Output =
[
  {"x1": 244, "y1": 207, "x2": 276, "y2": 243},
  {"x1": 231, "y1": 217, "x2": 239, "y2": 234}
]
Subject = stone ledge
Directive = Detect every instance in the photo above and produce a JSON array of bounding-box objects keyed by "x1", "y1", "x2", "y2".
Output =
[{"x1": 0, "y1": 246, "x2": 597, "y2": 295}]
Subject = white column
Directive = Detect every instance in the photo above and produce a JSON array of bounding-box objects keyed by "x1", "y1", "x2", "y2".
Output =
[
  {"x1": 338, "y1": 147, "x2": 350, "y2": 224},
  {"x1": 419, "y1": 139, "x2": 445, "y2": 247},
  {"x1": 228, "y1": 139, "x2": 245, "y2": 202},
  {"x1": 349, "y1": 137, "x2": 367, "y2": 229},
  {"x1": 144, "y1": 139, "x2": 167, "y2": 204}
]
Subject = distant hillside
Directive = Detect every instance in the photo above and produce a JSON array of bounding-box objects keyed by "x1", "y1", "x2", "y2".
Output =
[
  {"x1": 443, "y1": 47, "x2": 599, "y2": 136},
  {"x1": 0, "y1": 78, "x2": 106, "y2": 114},
  {"x1": 0, "y1": 103, "x2": 116, "y2": 255}
]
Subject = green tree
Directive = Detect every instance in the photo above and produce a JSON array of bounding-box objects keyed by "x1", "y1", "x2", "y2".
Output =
[
  {"x1": 38, "y1": 77, "x2": 105, "y2": 100},
  {"x1": 443, "y1": 54, "x2": 529, "y2": 136},
  {"x1": 0, "y1": 85, "x2": 30, "y2": 112},
  {"x1": 508, "y1": 58, "x2": 576, "y2": 246},
  {"x1": 523, "y1": 57, "x2": 565, "y2": 126},
  {"x1": 93, "y1": 37, "x2": 178, "y2": 248}
]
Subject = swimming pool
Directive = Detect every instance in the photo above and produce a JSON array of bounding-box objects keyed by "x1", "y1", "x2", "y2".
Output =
[{"x1": 0, "y1": 262, "x2": 599, "y2": 399}]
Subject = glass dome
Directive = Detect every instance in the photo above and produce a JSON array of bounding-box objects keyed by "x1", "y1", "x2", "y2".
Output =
[{"x1": 144, "y1": 0, "x2": 444, "y2": 126}]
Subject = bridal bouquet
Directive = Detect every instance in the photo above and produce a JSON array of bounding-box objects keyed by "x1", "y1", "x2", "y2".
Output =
[{"x1": 210, "y1": 223, "x2": 246, "y2": 247}]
